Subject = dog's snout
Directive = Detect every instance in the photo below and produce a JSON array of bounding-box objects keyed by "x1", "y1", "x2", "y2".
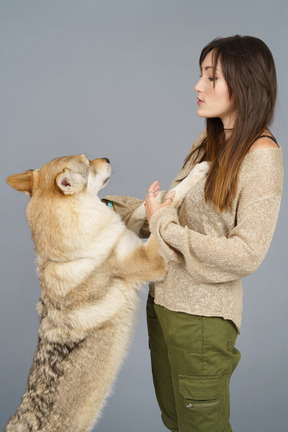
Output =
[{"x1": 103, "y1": 158, "x2": 110, "y2": 164}]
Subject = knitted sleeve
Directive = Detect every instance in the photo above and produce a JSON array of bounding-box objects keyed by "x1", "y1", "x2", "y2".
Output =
[{"x1": 149, "y1": 149, "x2": 283, "y2": 284}]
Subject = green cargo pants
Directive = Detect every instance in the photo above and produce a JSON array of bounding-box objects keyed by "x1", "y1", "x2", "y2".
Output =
[{"x1": 146, "y1": 295, "x2": 241, "y2": 432}]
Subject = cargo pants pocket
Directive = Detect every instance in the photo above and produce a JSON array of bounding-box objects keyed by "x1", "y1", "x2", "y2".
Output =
[{"x1": 178, "y1": 374, "x2": 230, "y2": 432}]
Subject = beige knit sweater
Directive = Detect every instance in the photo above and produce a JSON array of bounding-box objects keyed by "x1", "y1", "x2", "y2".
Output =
[{"x1": 106, "y1": 131, "x2": 283, "y2": 332}]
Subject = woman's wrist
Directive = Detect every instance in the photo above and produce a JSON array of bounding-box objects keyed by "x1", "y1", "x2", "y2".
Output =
[{"x1": 149, "y1": 206, "x2": 178, "y2": 236}]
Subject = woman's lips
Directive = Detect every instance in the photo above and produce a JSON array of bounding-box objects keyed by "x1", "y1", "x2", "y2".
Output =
[{"x1": 197, "y1": 97, "x2": 204, "y2": 105}]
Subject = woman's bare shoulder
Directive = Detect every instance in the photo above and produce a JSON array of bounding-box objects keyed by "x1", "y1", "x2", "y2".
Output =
[{"x1": 248, "y1": 133, "x2": 279, "y2": 153}]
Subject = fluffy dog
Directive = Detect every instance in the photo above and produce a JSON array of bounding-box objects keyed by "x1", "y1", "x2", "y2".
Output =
[{"x1": 5, "y1": 155, "x2": 208, "y2": 431}]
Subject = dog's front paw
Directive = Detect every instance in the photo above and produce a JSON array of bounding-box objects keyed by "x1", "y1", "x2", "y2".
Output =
[
  {"x1": 157, "y1": 190, "x2": 166, "y2": 204},
  {"x1": 193, "y1": 161, "x2": 209, "y2": 177}
]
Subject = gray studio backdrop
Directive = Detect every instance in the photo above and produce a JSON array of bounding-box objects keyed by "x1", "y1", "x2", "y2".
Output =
[{"x1": 0, "y1": 1, "x2": 287, "y2": 431}]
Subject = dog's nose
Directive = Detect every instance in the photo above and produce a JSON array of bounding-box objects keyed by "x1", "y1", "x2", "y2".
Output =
[{"x1": 103, "y1": 158, "x2": 110, "y2": 164}]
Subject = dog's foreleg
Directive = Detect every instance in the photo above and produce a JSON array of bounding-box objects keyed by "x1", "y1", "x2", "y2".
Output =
[
  {"x1": 168, "y1": 161, "x2": 209, "y2": 208},
  {"x1": 126, "y1": 162, "x2": 208, "y2": 234},
  {"x1": 137, "y1": 162, "x2": 209, "y2": 280},
  {"x1": 125, "y1": 202, "x2": 146, "y2": 234},
  {"x1": 116, "y1": 236, "x2": 166, "y2": 284},
  {"x1": 126, "y1": 191, "x2": 166, "y2": 235},
  {"x1": 120, "y1": 163, "x2": 209, "y2": 283}
]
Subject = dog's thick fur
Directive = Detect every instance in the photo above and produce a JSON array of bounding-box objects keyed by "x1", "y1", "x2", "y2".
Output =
[{"x1": 5, "y1": 155, "x2": 208, "y2": 431}]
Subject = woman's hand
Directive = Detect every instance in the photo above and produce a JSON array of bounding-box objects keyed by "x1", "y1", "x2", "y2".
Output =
[{"x1": 145, "y1": 181, "x2": 175, "y2": 222}]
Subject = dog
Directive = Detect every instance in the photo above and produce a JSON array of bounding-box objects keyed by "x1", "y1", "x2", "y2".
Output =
[{"x1": 5, "y1": 154, "x2": 208, "y2": 431}]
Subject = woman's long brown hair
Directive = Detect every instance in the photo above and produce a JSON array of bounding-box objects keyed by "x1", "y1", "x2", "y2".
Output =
[{"x1": 193, "y1": 35, "x2": 277, "y2": 211}]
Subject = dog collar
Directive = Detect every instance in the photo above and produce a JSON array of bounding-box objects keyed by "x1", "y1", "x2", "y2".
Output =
[{"x1": 101, "y1": 199, "x2": 114, "y2": 209}]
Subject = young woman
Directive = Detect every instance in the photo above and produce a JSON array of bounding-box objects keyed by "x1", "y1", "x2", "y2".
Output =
[{"x1": 106, "y1": 35, "x2": 283, "y2": 432}]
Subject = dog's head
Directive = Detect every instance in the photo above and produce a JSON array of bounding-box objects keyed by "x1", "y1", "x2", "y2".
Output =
[
  {"x1": 6, "y1": 155, "x2": 112, "y2": 259},
  {"x1": 6, "y1": 154, "x2": 111, "y2": 198}
]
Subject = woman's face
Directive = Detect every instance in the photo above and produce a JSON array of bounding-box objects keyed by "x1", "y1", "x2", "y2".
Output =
[{"x1": 195, "y1": 50, "x2": 236, "y2": 128}]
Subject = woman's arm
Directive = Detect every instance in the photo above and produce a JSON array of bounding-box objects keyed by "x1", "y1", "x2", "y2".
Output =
[{"x1": 148, "y1": 150, "x2": 283, "y2": 283}]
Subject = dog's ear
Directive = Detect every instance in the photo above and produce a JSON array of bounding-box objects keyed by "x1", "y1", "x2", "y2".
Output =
[
  {"x1": 56, "y1": 169, "x2": 86, "y2": 195},
  {"x1": 6, "y1": 170, "x2": 34, "y2": 196}
]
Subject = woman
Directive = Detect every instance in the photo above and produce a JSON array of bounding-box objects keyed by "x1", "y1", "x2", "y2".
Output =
[{"x1": 106, "y1": 35, "x2": 283, "y2": 431}]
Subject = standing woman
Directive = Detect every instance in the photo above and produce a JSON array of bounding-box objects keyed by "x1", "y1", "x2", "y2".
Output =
[
  {"x1": 106, "y1": 35, "x2": 283, "y2": 431},
  {"x1": 143, "y1": 35, "x2": 283, "y2": 432}
]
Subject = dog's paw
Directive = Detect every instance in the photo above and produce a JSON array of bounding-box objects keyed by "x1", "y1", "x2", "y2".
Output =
[
  {"x1": 157, "y1": 190, "x2": 166, "y2": 204},
  {"x1": 193, "y1": 161, "x2": 209, "y2": 176}
]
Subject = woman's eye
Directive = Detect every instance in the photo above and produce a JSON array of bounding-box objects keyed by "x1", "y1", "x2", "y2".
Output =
[{"x1": 199, "y1": 74, "x2": 216, "y2": 82}]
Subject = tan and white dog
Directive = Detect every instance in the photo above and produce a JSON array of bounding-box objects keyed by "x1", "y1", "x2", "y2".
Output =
[{"x1": 5, "y1": 154, "x2": 208, "y2": 432}]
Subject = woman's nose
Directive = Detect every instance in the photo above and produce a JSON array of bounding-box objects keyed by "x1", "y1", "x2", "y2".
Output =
[{"x1": 194, "y1": 77, "x2": 202, "y2": 93}]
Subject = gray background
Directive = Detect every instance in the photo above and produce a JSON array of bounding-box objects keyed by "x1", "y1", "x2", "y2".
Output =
[{"x1": 0, "y1": 1, "x2": 287, "y2": 431}]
